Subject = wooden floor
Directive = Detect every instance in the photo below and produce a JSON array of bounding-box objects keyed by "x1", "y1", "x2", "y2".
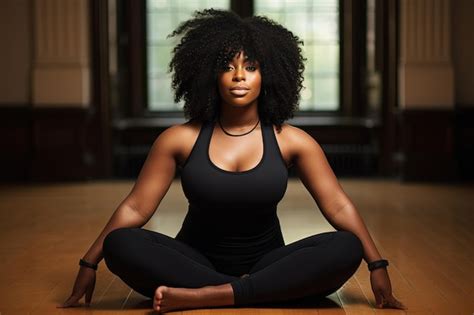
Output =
[{"x1": 0, "y1": 178, "x2": 473, "y2": 315}]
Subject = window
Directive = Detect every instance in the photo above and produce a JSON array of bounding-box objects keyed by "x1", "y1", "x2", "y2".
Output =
[
  {"x1": 146, "y1": 0, "x2": 229, "y2": 111},
  {"x1": 146, "y1": 0, "x2": 340, "y2": 112},
  {"x1": 255, "y1": 0, "x2": 340, "y2": 110}
]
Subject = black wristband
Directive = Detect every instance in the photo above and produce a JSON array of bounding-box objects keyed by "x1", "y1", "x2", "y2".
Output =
[
  {"x1": 368, "y1": 259, "x2": 389, "y2": 271},
  {"x1": 79, "y1": 258, "x2": 98, "y2": 270}
]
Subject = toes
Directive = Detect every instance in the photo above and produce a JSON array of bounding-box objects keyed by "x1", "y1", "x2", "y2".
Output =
[
  {"x1": 158, "y1": 286, "x2": 169, "y2": 297},
  {"x1": 155, "y1": 288, "x2": 164, "y2": 300}
]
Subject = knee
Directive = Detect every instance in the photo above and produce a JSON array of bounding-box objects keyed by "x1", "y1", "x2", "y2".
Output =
[
  {"x1": 103, "y1": 227, "x2": 134, "y2": 260},
  {"x1": 335, "y1": 231, "x2": 364, "y2": 267}
]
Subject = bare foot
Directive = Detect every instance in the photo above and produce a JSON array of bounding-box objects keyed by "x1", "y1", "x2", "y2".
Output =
[{"x1": 153, "y1": 284, "x2": 234, "y2": 313}]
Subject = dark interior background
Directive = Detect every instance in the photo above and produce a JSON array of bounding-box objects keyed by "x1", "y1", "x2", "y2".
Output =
[{"x1": 0, "y1": 0, "x2": 473, "y2": 183}]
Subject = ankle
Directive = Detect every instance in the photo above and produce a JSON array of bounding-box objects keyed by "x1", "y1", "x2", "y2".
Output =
[{"x1": 202, "y1": 284, "x2": 234, "y2": 305}]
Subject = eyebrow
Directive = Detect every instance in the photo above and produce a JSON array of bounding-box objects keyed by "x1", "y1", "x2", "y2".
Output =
[{"x1": 228, "y1": 59, "x2": 259, "y2": 65}]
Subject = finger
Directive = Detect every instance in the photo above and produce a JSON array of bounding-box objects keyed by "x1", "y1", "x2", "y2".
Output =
[
  {"x1": 85, "y1": 276, "x2": 96, "y2": 305},
  {"x1": 387, "y1": 297, "x2": 407, "y2": 309},
  {"x1": 374, "y1": 292, "x2": 384, "y2": 309},
  {"x1": 57, "y1": 297, "x2": 81, "y2": 308},
  {"x1": 57, "y1": 296, "x2": 77, "y2": 308},
  {"x1": 385, "y1": 296, "x2": 407, "y2": 309}
]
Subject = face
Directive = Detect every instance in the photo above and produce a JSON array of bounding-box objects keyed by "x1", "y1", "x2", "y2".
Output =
[{"x1": 217, "y1": 51, "x2": 262, "y2": 108}]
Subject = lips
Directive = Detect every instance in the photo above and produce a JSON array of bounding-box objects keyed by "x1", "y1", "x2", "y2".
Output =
[
  {"x1": 229, "y1": 86, "x2": 250, "y2": 96},
  {"x1": 229, "y1": 89, "x2": 249, "y2": 96}
]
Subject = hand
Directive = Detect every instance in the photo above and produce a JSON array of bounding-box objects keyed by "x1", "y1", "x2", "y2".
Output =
[
  {"x1": 57, "y1": 266, "x2": 97, "y2": 308},
  {"x1": 370, "y1": 268, "x2": 406, "y2": 309}
]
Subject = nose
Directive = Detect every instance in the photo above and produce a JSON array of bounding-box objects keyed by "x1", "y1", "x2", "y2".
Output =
[{"x1": 233, "y1": 66, "x2": 245, "y2": 81}]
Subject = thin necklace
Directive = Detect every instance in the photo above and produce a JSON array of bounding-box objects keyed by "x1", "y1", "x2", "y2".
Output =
[{"x1": 218, "y1": 117, "x2": 260, "y2": 137}]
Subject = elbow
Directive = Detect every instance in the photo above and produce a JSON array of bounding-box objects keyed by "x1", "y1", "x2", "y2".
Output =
[{"x1": 327, "y1": 203, "x2": 357, "y2": 228}]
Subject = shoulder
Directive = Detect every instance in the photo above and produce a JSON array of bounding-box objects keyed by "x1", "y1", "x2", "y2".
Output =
[
  {"x1": 154, "y1": 120, "x2": 201, "y2": 144},
  {"x1": 273, "y1": 123, "x2": 321, "y2": 151},
  {"x1": 163, "y1": 120, "x2": 201, "y2": 138},
  {"x1": 152, "y1": 120, "x2": 203, "y2": 165},
  {"x1": 272, "y1": 122, "x2": 323, "y2": 167}
]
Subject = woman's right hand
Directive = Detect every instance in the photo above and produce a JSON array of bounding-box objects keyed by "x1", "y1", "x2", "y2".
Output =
[{"x1": 57, "y1": 266, "x2": 97, "y2": 308}]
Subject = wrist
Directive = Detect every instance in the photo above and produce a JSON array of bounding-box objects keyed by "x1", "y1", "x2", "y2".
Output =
[{"x1": 367, "y1": 259, "x2": 389, "y2": 271}]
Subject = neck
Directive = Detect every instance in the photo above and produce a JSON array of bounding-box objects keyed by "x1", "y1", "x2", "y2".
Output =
[{"x1": 218, "y1": 101, "x2": 259, "y2": 128}]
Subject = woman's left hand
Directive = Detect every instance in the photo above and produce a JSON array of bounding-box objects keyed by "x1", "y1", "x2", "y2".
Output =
[{"x1": 370, "y1": 268, "x2": 407, "y2": 309}]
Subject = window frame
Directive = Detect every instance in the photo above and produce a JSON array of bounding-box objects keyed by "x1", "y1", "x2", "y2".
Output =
[{"x1": 116, "y1": 0, "x2": 369, "y2": 120}]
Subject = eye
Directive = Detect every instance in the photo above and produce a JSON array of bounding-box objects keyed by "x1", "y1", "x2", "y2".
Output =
[
  {"x1": 222, "y1": 65, "x2": 234, "y2": 72},
  {"x1": 246, "y1": 65, "x2": 257, "y2": 71}
]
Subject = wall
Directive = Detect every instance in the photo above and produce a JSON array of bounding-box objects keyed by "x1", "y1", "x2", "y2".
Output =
[
  {"x1": 452, "y1": 0, "x2": 474, "y2": 106},
  {"x1": 0, "y1": 0, "x2": 31, "y2": 104},
  {"x1": 396, "y1": 0, "x2": 474, "y2": 181},
  {"x1": 0, "y1": 0, "x2": 107, "y2": 182}
]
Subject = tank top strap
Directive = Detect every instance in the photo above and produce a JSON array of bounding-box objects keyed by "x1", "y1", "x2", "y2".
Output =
[
  {"x1": 183, "y1": 119, "x2": 286, "y2": 171},
  {"x1": 197, "y1": 120, "x2": 214, "y2": 150},
  {"x1": 261, "y1": 121, "x2": 287, "y2": 169},
  {"x1": 260, "y1": 121, "x2": 272, "y2": 150},
  {"x1": 181, "y1": 120, "x2": 213, "y2": 168}
]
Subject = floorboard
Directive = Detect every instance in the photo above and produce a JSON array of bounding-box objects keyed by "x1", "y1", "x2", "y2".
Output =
[{"x1": 0, "y1": 179, "x2": 473, "y2": 314}]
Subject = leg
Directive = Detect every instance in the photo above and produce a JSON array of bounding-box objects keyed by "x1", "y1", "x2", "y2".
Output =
[
  {"x1": 102, "y1": 227, "x2": 238, "y2": 298},
  {"x1": 230, "y1": 230, "x2": 364, "y2": 306}
]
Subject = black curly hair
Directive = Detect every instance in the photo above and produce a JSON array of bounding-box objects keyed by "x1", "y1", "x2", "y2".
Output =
[{"x1": 167, "y1": 9, "x2": 305, "y2": 129}]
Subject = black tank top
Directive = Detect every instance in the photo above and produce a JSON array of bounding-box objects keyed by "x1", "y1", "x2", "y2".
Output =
[{"x1": 176, "y1": 119, "x2": 288, "y2": 276}]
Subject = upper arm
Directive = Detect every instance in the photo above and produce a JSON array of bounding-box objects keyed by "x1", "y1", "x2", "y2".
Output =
[
  {"x1": 120, "y1": 125, "x2": 181, "y2": 221},
  {"x1": 290, "y1": 127, "x2": 353, "y2": 219}
]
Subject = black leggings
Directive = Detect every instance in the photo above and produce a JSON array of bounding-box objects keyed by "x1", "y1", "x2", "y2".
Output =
[{"x1": 102, "y1": 228, "x2": 363, "y2": 306}]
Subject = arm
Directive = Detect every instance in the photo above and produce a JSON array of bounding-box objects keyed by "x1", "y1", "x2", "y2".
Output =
[
  {"x1": 82, "y1": 125, "x2": 180, "y2": 265},
  {"x1": 290, "y1": 129, "x2": 380, "y2": 263},
  {"x1": 59, "y1": 125, "x2": 181, "y2": 308},
  {"x1": 289, "y1": 126, "x2": 405, "y2": 309}
]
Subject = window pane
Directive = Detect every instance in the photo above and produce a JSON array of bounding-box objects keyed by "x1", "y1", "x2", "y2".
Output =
[
  {"x1": 148, "y1": 44, "x2": 173, "y2": 74},
  {"x1": 255, "y1": 0, "x2": 340, "y2": 110},
  {"x1": 149, "y1": 74, "x2": 182, "y2": 110},
  {"x1": 313, "y1": 77, "x2": 339, "y2": 110},
  {"x1": 147, "y1": 13, "x2": 175, "y2": 42},
  {"x1": 146, "y1": 1, "x2": 230, "y2": 111},
  {"x1": 313, "y1": 44, "x2": 339, "y2": 74}
]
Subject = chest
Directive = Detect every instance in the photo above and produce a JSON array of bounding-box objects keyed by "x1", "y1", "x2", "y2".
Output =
[{"x1": 178, "y1": 125, "x2": 293, "y2": 171}]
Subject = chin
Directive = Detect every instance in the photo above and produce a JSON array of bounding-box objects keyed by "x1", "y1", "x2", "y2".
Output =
[
  {"x1": 224, "y1": 96, "x2": 259, "y2": 108},
  {"x1": 229, "y1": 101, "x2": 257, "y2": 108}
]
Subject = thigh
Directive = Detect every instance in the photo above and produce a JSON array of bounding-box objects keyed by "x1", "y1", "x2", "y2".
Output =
[
  {"x1": 103, "y1": 227, "x2": 238, "y2": 296},
  {"x1": 249, "y1": 231, "x2": 342, "y2": 273},
  {"x1": 231, "y1": 231, "x2": 363, "y2": 305}
]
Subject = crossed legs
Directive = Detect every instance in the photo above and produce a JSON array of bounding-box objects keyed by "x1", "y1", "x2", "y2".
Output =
[{"x1": 102, "y1": 227, "x2": 363, "y2": 312}]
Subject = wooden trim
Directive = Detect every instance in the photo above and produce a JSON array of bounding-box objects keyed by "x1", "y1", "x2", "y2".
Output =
[
  {"x1": 128, "y1": 0, "x2": 147, "y2": 117},
  {"x1": 112, "y1": 116, "x2": 380, "y2": 178},
  {"x1": 454, "y1": 105, "x2": 474, "y2": 181},
  {"x1": 378, "y1": 0, "x2": 398, "y2": 176},
  {"x1": 396, "y1": 109, "x2": 457, "y2": 181},
  {"x1": 90, "y1": 0, "x2": 113, "y2": 178},
  {"x1": 31, "y1": 107, "x2": 90, "y2": 181},
  {"x1": 231, "y1": 0, "x2": 253, "y2": 17},
  {"x1": 352, "y1": 0, "x2": 367, "y2": 116},
  {"x1": 341, "y1": 0, "x2": 353, "y2": 116},
  {"x1": 0, "y1": 105, "x2": 32, "y2": 181},
  {"x1": 112, "y1": 115, "x2": 380, "y2": 130},
  {"x1": 341, "y1": 0, "x2": 368, "y2": 116},
  {"x1": 0, "y1": 105, "x2": 109, "y2": 181}
]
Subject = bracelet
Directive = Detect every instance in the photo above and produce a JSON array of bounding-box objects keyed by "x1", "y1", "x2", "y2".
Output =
[
  {"x1": 368, "y1": 259, "x2": 389, "y2": 271},
  {"x1": 79, "y1": 258, "x2": 98, "y2": 270}
]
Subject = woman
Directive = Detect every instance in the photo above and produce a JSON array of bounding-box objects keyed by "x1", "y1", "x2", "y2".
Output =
[{"x1": 59, "y1": 9, "x2": 406, "y2": 312}]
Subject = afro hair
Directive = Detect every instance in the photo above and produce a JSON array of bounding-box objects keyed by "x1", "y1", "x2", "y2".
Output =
[{"x1": 167, "y1": 9, "x2": 306, "y2": 129}]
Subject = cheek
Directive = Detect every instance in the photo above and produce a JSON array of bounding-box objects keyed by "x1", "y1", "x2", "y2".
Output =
[
  {"x1": 253, "y1": 73, "x2": 262, "y2": 92},
  {"x1": 217, "y1": 75, "x2": 228, "y2": 95}
]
